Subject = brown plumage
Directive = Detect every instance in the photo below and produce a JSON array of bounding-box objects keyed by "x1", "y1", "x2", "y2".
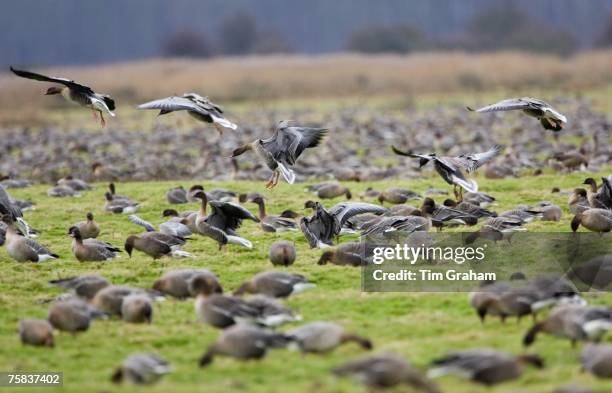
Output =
[
  {"x1": 581, "y1": 343, "x2": 612, "y2": 379},
  {"x1": 288, "y1": 321, "x2": 372, "y2": 353},
  {"x1": 268, "y1": 240, "x2": 296, "y2": 266},
  {"x1": 121, "y1": 294, "x2": 153, "y2": 323},
  {"x1": 48, "y1": 298, "x2": 102, "y2": 333},
  {"x1": 152, "y1": 269, "x2": 222, "y2": 299},
  {"x1": 19, "y1": 319, "x2": 54, "y2": 347},
  {"x1": 74, "y1": 212, "x2": 100, "y2": 239},
  {"x1": 571, "y1": 209, "x2": 612, "y2": 233},
  {"x1": 318, "y1": 241, "x2": 365, "y2": 266},
  {"x1": 233, "y1": 271, "x2": 315, "y2": 298}
]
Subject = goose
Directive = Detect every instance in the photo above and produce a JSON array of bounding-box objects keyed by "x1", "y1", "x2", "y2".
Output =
[
  {"x1": 191, "y1": 275, "x2": 292, "y2": 328},
  {"x1": 0, "y1": 177, "x2": 31, "y2": 189},
  {"x1": 49, "y1": 275, "x2": 110, "y2": 300},
  {"x1": 233, "y1": 271, "x2": 315, "y2": 298},
  {"x1": 244, "y1": 294, "x2": 302, "y2": 326},
  {"x1": 57, "y1": 176, "x2": 91, "y2": 191},
  {"x1": 310, "y1": 182, "x2": 352, "y2": 199},
  {"x1": 268, "y1": 240, "x2": 296, "y2": 266},
  {"x1": 499, "y1": 206, "x2": 542, "y2": 223},
  {"x1": 0, "y1": 186, "x2": 32, "y2": 236},
  {"x1": 359, "y1": 187, "x2": 381, "y2": 200},
  {"x1": 124, "y1": 232, "x2": 191, "y2": 259},
  {"x1": 318, "y1": 241, "x2": 366, "y2": 266},
  {"x1": 383, "y1": 204, "x2": 421, "y2": 217},
  {"x1": 288, "y1": 321, "x2": 372, "y2": 353},
  {"x1": 138, "y1": 93, "x2": 237, "y2": 133},
  {"x1": 571, "y1": 209, "x2": 612, "y2": 233},
  {"x1": 467, "y1": 97, "x2": 567, "y2": 131},
  {"x1": 361, "y1": 214, "x2": 431, "y2": 237},
  {"x1": 581, "y1": 343, "x2": 612, "y2": 378},
  {"x1": 10, "y1": 66, "x2": 115, "y2": 126},
  {"x1": 92, "y1": 162, "x2": 122, "y2": 181},
  {"x1": 442, "y1": 199, "x2": 497, "y2": 218},
  {"x1": 152, "y1": 269, "x2": 222, "y2": 299},
  {"x1": 569, "y1": 188, "x2": 590, "y2": 214},
  {"x1": 464, "y1": 216, "x2": 525, "y2": 244},
  {"x1": 108, "y1": 183, "x2": 131, "y2": 202},
  {"x1": 468, "y1": 280, "x2": 515, "y2": 323},
  {"x1": 111, "y1": 353, "x2": 171, "y2": 385},
  {"x1": 232, "y1": 120, "x2": 327, "y2": 188},
  {"x1": 428, "y1": 348, "x2": 544, "y2": 385},
  {"x1": 121, "y1": 294, "x2": 153, "y2": 323},
  {"x1": 165, "y1": 186, "x2": 188, "y2": 204},
  {"x1": 128, "y1": 214, "x2": 192, "y2": 238},
  {"x1": 73, "y1": 212, "x2": 100, "y2": 239},
  {"x1": 1, "y1": 214, "x2": 58, "y2": 262},
  {"x1": 193, "y1": 190, "x2": 258, "y2": 249},
  {"x1": 378, "y1": 188, "x2": 421, "y2": 204},
  {"x1": 421, "y1": 198, "x2": 477, "y2": 228},
  {"x1": 583, "y1": 177, "x2": 612, "y2": 209},
  {"x1": 247, "y1": 195, "x2": 297, "y2": 232},
  {"x1": 463, "y1": 191, "x2": 496, "y2": 208},
  {"x1": 47, "y1": 185, "x2": 80, "y2": 198},
  {"x1": 333, "y1": 354, "x2": 440, "y2": 393},
  {"x1": 47, "y1": 298, "x2": 105, "y2": 333},
  {"x1": 523, "y1": 305, "x2": 612, "y2": 347},
  {"x1": 392, "y1": 145, "x2": 502, "y2": 198},
  {"x1": 198, "y1": 325, "x2": 293, "y2": 367},
  {"x1": 19, "y1": 319, "x2": 54, "y2": 347},
  {"x1": 186, "y1": 185, "x2": 204, "y2": 203},
  {"x1": 91, "y1": 285, "x2": 160, "y2": 316},
  {"x1": 105, "y1": 192, "x2": 140, "y2": 214},
  {"x1": 300, "y1": 201, "x2": 387, "y2": 248},
  {"x1": 12, "y1": 199, "x2": 35, "y2": 212},
  {"x1": 238, "y1": 192, "x2": 266, "y2": 203},
  {"x1": 68, "y1": 226, "x2": 121, "y2": 262}
]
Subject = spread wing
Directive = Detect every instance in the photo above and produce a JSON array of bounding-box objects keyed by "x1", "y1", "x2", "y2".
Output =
[
  {"x1": 10, "y1": 66, "x2": 94, "y2": 94},
  {"x1": 330, "y1": 202, "x2": 388, "y2": 227},
  {"x1": 467, "y1": 97, "x2": 546, "y2": 113},
  {"x1": 455, "y1": 145, "x2": 503, "y2": 173},
  {"x1": 138, "y1": 96, "x2": 202, "y2": 113},
  {"x1": 262, "y1": 126, "x2": 326, "y2": 166}
]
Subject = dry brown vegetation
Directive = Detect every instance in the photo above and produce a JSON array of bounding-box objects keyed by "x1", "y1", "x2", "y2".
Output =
[{"x1": 1, "y1": 50, "x2": 612, "y2": 112}]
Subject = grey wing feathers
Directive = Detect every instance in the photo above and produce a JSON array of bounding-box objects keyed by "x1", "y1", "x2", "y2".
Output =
[
  {"x1": 330, "y1": 202, "x2": 388, "y2": 227},
  {"x1": 10, "y1": 66, "x2": 94, "y2": 94},
  {"x1": 468, "y1": 98, "x2": 535, "y2": 113},
  {"x1": 128, "y1": 215, "x2": 156, "y2": 232},
  {"x1": 138, "y1": 96, "x2": 198, "y2": 113},
  {"x1": 458, "y1": 145, "x2": 503, "y2": 172}
]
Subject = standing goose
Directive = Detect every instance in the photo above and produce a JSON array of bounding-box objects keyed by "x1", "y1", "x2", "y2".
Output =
[
  {"x1": 232, "y1": 120, "x2": 327, "y2": 188},
  {"x1": 308, "y1": 182, "x2": 352, "y2": 199},
  {"x1": 128, "y1": 214, "x2": 192, "y2": 238},
  {"x1": 583, "y1": 177, "x2": 612, "y2": 209},
  {"x1": 124, "y1": 232, "x2": 191, "y2": 259},
  {"x1": 111, "y1": 353, "x2": 171, "y2": 385},
  {"x1": 138, "y1": 93, "x2": 237, "y2": 133},
  {"x1": 47, "y1": 298, "x2": 104, "y2": 333},
  {"x1": 248, "y1": 195, "x2": 297, "y2": 232},
  {"x1": 10, "y1": 66, "x2": 115, "y2": 126},
  {"x1": 1, "y1": 215, "x2": 58, "y2": 262},
  {"x1": 318, "y1": 241, "x2": 367, "y2": 266},
  {"x1": 581, "y1": 343, "x2": 612, "y2": 379},
  {"x1": 288, "y1": 321, "x2": 372, "y2": 353},
  {"x1": 19, "y1": 319, "x2": 54, "y2": 347},
  {"x1": 73, "y1": 212, "x2": 100, "y2": 239},
  {"x1": 121, "y1": 294, "x2": 153, "y2": 323},
  {"x1": 571, "y1": 209, "x2": 612, "y2": 233},
  {"x1": 300, "y1": 201, "x2": 387, "y2": 248},
  {"x1": 152, "y1": 269, "x2": 222, "y2": 299},
  {"x1": 68, "y1": 226, "x2": 120, "y2": 262},
  {"x1": 268, "y1": 240, "x2": 296, "y2": 266},
  {"x1": 569, "y1": 188, "x2": 590, "y2": 214},
  {"x1": 193, "y1": 190, "x2": 258, "y2": 249},
  {"x1": 198, "y1": 325, "x2": 293, "y2": 367},
  {"x1": 108, "y1": 183, "x2": 131, "y2": 202},
  {"x1": 233, "y1": 271, "x2": 315, "y2": 298},
  {"x1": 104, "y1": 192, "x2": 140, "y2": 214},
  {"x1": 0, "y1": 184, "x2": 31, "y2": 236},
  {"x1": 467, "y1": 97, "x2": 567, "y2": 131},
  {"x1": 428, "y1": 349, "x2": 544, "y2": 386},
  {"x1": 392, "y1": 145, "x2": 502, "y2": 198},
  {"x1": 165, "y1": 186, "x2": 188, "y2": 204},
  {"x1": 333, "y1": 354, "x2": 440, "y2": 393}
]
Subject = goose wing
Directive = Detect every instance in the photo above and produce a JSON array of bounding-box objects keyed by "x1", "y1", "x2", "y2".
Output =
[
  {"x1": 10, "y1": 66, "x2": 94, "y2": 95},
  {"x1": 128, "y1": 215, "x2": 156, "y2": 232},
  {"x1": 138, "y1": 96, "x2": 201, "y2": 114},
  {"x1": 455, "y1": 145, "x2": 503, "y2": 173},
  {"x1": 467, "y1": 97, "x2": 545, "y2": 113},
  {"x1": 330, "y1": 202, "x2": 388, "y2": 227}
]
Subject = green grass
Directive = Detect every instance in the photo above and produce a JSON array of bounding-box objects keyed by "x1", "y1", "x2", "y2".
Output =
[{"x1": 1, "y1": 170, "x2": 612, "y2": 393}]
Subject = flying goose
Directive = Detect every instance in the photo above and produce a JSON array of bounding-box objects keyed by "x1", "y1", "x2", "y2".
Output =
[
  {"x1": 581, "y1": 343, "x2": 612, "y2": 379},
  {"x1": 128, "y1": 214, "x2": 192, "y2": 238},
  {"x1": 68, "y1": 226, "x2": 121, "y2": 262},
  {"x1": 300, "y1": 201, "x2": 387, "y2": 248},
  {"x1": 73, "y1": 212, "x2": 100, "y2": 239},
  {"x1": 138, "y1": 93, "x2": 237, "y2": 133},
  {"x1": 19, "y1": 319, "x2": 54, "y2": 347},
  {"x1": 165, "y1": 186, "x2": 188, "y2": 204},
  {"x1": 193, "y1": 190, "x2": 258, "y2": 249},
  {"x1": 583, "y1": 177, "x2": 612, "y2": 209},
  {"x1": 523, "y1": 305, "x2": 612, "y2": 347},
  {"x1": 152, "y1": 269, "x2": 222, "y2": 299},
  {"x1": 467, "y1": 97, "x2": 567, "y2": 131},
  {"x1": 268, "y1": 240, "x2": 296, "y2": 266},
  {"x1": 571, "y1": 208, "x2": 612, "y2": 233},
  {"x1": 232, "y1": 120, "x2": 327, "y2": 188},
  {"x1": 10, "y1": 66, "x2": 115, "y2": 126},
  {"x1": 121, "y1": 294, "x2": 153, "y2": 323},
  {"x1": 247, "y1": 195, "x2": 297, "y2": 232},
  {"x1": 428, "y1": 348, "x2": 544, "y2": 385},
  {"x1": 105, "y1": 192, "x2": 140, "y2": 214},
  {"x1": 198, "y1": 325, "x2": 293, "y2": 367},
  {"x1": 1, "y1": 215, "x2": 58, "y2": 262},
  {"x1": 288, "y1": 321, "x2": 372, "y2": 353},
  {"x1": 47, "y1": 297, "x2": 105, "y2": 333},
  {"x1": 49, "y1": 275, "x2": 110, "y2": 300},
  {"x1": 111, "y1": 353, "x2": 171, "y2": 384},
  {"x1": 392, "y1": 145, "x2": 502, "y2": 198},
  {"x1": 233, "y1": 271, "x2": 315, "y2": 298},
  {"x1": 124, "y1": 232, "x2": 191, "y2": 259},
  {"x1": 332, "y1": 354, "x2": 440, "y2": 393}
]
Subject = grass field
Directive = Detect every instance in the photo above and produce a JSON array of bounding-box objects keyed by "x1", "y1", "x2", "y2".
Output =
[{"x1": 1, "y1": 169, "x2": 611, "y2": 393}]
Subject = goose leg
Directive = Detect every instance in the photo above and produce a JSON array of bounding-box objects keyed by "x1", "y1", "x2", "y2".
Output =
[
  {"x1": 272, "y1": 170, "x2": 280, "y2": 187},
  {"x1": 214, "y1": 123, "x2": 223, "y2": 135},
  {"x1": 92, "y1": 110, "x2": 98, "y2": 121},
  {"x1": 265, "y1": 173, "x2": 275, "y2": 189},
  {"x1": 99, "y1": 111, "x2": 106, "y2": 127}
]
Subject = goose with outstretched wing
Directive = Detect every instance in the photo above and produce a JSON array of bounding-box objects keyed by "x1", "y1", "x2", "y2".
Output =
[
  {"x1": 232, "y1": 120, "x2": 327, "y2": 188},
  {"x1": 138, "y1": 93, "x2": 237, "y2": 133},
  {"x1": 467, "y1": 97, "x2": 567, "y2": 131},
  {"x1": 392, "y1": 145, "x2": 502, "y2": 199},
  {"x1": 10, "y1": 66, "x2": 115, "y2": 127}
]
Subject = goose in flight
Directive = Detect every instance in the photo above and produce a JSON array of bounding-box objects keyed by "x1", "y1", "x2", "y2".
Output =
[
  {"x1": 138, "y1": 93, "x2": 237, "y2": 133},
  {"x1": 467, "y1": 97, "x2": 567, "y2": 131},
  {"x1": 10, "y1": 66, "x2": 115, "y2": 126},
  {"x1": 232, "y1": 120, "x2": 327, "y2": 188},
  {"x1": 392, "y1": 145, "x2": 502, "y2": 199}
]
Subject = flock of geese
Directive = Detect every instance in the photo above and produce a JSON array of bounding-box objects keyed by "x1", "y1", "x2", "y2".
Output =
[{"x1": 1, "y1": 66, "x2": 612, "y2": 392}]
